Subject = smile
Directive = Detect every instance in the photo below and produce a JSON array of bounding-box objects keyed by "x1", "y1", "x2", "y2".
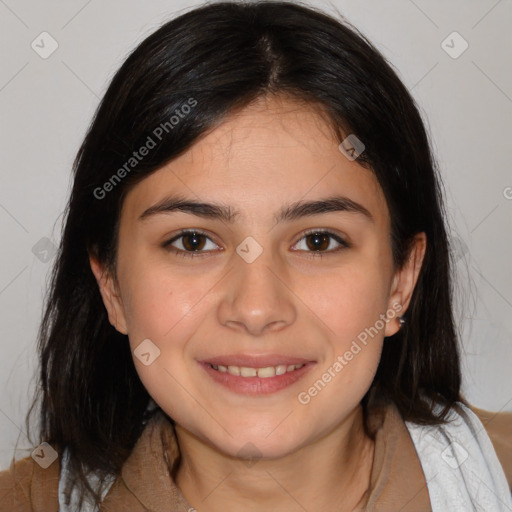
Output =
[
  {"x1": 200, "y1": 360, "x2": 315, "y2": 395},
  {"x1": 209, "y1": 363, "x2": 306, "y2": 378}
]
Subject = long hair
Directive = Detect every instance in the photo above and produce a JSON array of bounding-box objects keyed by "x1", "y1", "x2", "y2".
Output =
[{"x1": 24, "y1": 1, "x2": 463, "y2": 507}]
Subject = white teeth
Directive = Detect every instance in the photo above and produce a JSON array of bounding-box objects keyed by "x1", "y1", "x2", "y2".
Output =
[
  {"x1": 275, "y1": 364, "x2": 287, "y2": 376},
  {"x1": 210, "y1": 363, "x2": 306, "y2": 378},
  {"x1": 240, "y1": 367, "x2": 257, "y2": 377},
  {"x1": 227, "y1": 365, "x2": 240, "y2": 376},
  {"x1": 257, "y1": 366, "x2": 276, "y2": 378}
]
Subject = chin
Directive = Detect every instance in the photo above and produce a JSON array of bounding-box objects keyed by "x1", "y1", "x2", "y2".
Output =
[{"x1": 210, "y1": 429, "x2": 304, "y2": 461}]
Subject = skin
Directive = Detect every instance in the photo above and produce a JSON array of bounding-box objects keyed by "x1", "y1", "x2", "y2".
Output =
[{"x1": 90, "y1": 94, "x2": 426, "y2": 511}]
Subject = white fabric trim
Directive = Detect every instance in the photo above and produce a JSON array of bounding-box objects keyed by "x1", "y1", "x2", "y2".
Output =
[
  {"x1": 58, "y1": 448, "x2": 116, "y2": 512},
  {"x1": 59, "y1": 400, "x2": 158, "y2": 511},
  {"x1": 405, "y1": 402, "x2": 512, "y2": 512}
]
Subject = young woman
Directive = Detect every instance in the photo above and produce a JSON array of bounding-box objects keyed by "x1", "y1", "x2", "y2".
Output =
[{"x1": 1, "y1": 1, "x2": 511, "y2": 511}]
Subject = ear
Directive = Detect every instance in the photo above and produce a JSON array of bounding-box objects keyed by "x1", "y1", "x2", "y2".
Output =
[
  {"x1": 384, "y1": 232, "x2": 427, "y2": 337},
  {"x1": 89, "y1": 254, "x2": 128, "y2": 335}
]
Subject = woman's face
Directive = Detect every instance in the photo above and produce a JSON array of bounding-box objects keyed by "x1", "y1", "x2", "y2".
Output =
[{"x1": 91, "y1": 95, "x2": 424, "y2": 459}]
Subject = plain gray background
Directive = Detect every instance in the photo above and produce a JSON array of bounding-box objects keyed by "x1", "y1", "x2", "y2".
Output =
[{"x1": 1, "y1": 0, "x2": 511, "y2": 471}]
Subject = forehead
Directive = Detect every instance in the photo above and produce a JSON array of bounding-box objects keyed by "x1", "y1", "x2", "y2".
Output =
[{"x1": 121, "y1": 95, "x2": 389, "y2": 229}]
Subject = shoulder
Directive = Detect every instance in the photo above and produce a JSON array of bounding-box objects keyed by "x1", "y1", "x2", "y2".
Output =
[
  {"x1": 0, "y1": 451, "x2": 60, "y2": 512},
  {"x1": 471, "y1": 405, "x2": 512, "y2": 489}
]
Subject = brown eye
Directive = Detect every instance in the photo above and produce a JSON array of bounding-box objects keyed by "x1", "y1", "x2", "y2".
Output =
[
  {"x1": 292, "y1": 230, "x2": 349, "y2": 256},
  {"x1": 181, "y1": 232, "x2": 207, "y2": 251},
  {"x1": 163, "y1": 230, "x2": 219, "y2": 258},
  {"x1": 305, "y1": 232, "x2": 331, "y2": 251}
]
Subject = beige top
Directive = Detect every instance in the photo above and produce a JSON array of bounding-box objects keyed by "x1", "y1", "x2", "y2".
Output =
[{"x1": 1, "y1": 402, "x2": 511, "y2": 511}]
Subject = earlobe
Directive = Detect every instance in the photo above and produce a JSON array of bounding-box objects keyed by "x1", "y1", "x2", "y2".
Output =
[
  {"x1": 89, "y1": 254, "x2": 128, "y2": 335},
  {"x1": 384, "y1": 232, "x2": 427, "y2": 337}
]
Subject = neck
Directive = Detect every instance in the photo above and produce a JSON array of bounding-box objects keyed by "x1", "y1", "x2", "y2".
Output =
[{"x1": 174, "y1": 404, "x2": 374, "y2": 512}]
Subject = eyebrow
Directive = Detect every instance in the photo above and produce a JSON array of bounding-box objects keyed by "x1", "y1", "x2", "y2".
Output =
[{"x1": 138, "y1": 193, "x2": 374, "y2": 224}]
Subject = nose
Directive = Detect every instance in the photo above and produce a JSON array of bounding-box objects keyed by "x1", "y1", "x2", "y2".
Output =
[{"x1": 216, "y1": 244, "x2": 297, "y2": 336}]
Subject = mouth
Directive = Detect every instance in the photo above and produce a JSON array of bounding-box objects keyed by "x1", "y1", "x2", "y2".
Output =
[
  {"x1": 207, "y1": 362, "x2": 307, "y2": 378},
  {"x1": 198, "y1": 356, "x2": 315, "y2": 395}
]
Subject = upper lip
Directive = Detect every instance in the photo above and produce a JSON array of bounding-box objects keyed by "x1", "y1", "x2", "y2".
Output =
[{"x1": 199, "y1": 354, "x2": 315, "y2": 368}]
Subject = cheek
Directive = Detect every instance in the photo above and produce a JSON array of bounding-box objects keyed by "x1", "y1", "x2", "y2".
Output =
[
  {"x1": 300, "y1": 262, "x2": 390, "y2": 344},
  {"x1": 297, "y1": 291, "x2": 385, "y2": 425},
  {"x1": 119, "y1": 265, "x2": 212, "y2": 421},
  {"x1": 294, "y1": 261, "x2": 389, "y2": 405},
  {"x1": 120, "y1": 261, "x2": 202, "y2": 343}
]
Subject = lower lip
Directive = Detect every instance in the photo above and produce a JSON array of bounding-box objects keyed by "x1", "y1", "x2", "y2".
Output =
[{"x1": 199, "y1": 362, "x2": 315, "y2": 395}]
